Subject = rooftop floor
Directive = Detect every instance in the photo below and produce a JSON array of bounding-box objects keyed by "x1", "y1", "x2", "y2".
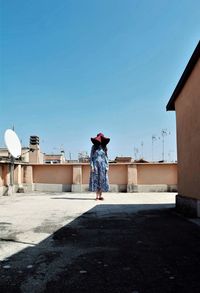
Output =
[{"x1": 0, "y1": 192, "x2": 200, "y2": 292}]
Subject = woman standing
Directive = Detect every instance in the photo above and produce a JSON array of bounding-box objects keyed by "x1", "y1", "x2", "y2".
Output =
[{"x1": 89, "y1": 133, "x2": 110, "y2": 200}]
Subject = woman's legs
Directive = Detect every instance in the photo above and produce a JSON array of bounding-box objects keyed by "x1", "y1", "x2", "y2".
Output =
[
  {"x1": 96, "y1": 189, "x2": 104, "y2": 200},
  {"x1": 96, "y1": 189, "x2": 100, "y2": 200},
  {"x1": 99, "y1": 190, "x2": 104, "y2": 200}
]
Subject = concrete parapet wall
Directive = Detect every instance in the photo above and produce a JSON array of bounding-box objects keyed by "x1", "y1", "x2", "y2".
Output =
[
  {"x1": 34, "y1": 183, "x2": 71, "y2": 192},
  {"x1": 129, "y1": 184, "x2": 177, "y2": 193},
  {"x1": 137, "y1": 164, "x2": 177, "y2": 185},
  {"x1": 0, "y1": 162, "x2": 177, "y2": 195}
]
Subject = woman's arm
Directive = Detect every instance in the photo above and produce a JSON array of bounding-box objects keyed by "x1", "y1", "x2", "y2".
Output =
[
  {"x1": 105, "y1": 152, "x2": 109, "y2": 171},
  {"x1": 90, "y1": 145, "x2": 95, "y2": 170}
]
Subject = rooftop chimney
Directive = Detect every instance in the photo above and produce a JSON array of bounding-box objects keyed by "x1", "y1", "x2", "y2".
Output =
[
  {"x1": 30, "y1": 136, "x2": 39, "y2": 146},
  {"x1": 29, "y1": 136, "x2": 43, "y2": 163}
]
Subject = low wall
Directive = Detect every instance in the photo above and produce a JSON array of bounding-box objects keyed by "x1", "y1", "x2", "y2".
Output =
[{"x1": 0, "y1": 162, "x2": 177, "y2": 194}]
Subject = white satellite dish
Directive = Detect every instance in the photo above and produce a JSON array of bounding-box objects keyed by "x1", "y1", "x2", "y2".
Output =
[{"x1": 4, "y1": 129, "x2": 22, "y2": 158}]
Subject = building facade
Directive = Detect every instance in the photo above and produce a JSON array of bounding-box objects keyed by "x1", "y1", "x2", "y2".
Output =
[{"x1": 167, "y1": 41, "x2": 200, "y2": 217}]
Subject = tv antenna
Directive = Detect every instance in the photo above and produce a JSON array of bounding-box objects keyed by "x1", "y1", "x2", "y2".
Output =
[
  {"x1": 161, "y1": 129, "x2": 170, "y2": 161},
  {"x1": 4, "y1": 129, "x2": 22, "y2": 195},
  {"x1": 134, "y1": 147, "x2": 139, "y2": 160},
  {"x1": 152, "y1": 135, "x2": 160, "y2": 162},
  {"x1": 141, "y1": 141, "x2": 144, "y2": 159}
]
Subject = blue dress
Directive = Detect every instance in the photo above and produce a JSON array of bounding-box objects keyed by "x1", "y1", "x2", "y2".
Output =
[{"x1": 89, "y1": 145, "x2": 109, "y2": 192}]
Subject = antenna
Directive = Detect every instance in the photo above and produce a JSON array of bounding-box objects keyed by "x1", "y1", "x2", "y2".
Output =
[
  {"x1": 134, "y1": 147, "x2": 139, "y2": 160},
  {"x1": 152, "y1": 135, "x2": 160, "y2": 162},
  {"x1": 141, "y1": 141, "x2": 144, "y2": 159},
  {"x1": 161, "y1": 129, "x2": 170, "y2": 161},
  {"x1": 152, "y1": 135, "x2": 156, "y2": 162},
  {"x1": 4, "y1": 129, "x2": 22, "y2": 195}
]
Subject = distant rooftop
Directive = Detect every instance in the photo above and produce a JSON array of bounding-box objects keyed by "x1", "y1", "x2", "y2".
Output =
[{"x1": 115, "y1": 157, "x2": 133, "y2": 163}]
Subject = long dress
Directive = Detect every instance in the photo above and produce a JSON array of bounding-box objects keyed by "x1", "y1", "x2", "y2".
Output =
[{"x1": 89, "y1": 145, "x2": 109, "y2": 192}]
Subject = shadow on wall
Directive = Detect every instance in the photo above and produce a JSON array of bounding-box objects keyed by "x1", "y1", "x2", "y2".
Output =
[{"x1": 1, "y1": 203, "x2": 200, "y2": 292}]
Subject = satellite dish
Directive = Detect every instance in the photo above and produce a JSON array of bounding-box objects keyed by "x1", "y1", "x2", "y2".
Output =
[{"x1": 4, "y1": 129, "x2": 22, "y2": 158}]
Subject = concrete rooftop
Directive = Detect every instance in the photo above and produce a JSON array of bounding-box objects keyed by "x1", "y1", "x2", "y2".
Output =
[{"x1": 0, "y1": 192, "x2": 200, "y2": 292}]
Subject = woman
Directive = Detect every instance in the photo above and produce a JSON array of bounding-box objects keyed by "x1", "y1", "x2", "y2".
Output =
[{"x1": 89, "y1": 133, "x2": 110, "y2": 200}]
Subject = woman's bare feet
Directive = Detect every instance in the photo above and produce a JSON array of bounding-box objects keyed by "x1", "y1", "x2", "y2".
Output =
[{"x1": 96, "y1": 191, "x2": 100, "y2": 200}]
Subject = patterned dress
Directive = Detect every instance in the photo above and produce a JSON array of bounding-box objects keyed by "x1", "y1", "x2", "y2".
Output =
[{"x1": 89, "y1": 145, "x2": 109, "y2": 192}]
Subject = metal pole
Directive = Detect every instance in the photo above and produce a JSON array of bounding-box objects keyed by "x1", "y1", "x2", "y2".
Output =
[
  {"x1": 141, "y1": 142, "x2": 144, "y2": 159},
  {"x1": 152, "y1": 135, "x2": 156, "y2": 162},
  {"x1": 162, "y1": 134, "x2": 164, "y2": 161},
  {"x1": 8, "y1": 156, "x2": 15, "y2": 195},
  {"x1": 161, "y1": 129, "x2": 169, "y2": 162},
  {"x1": 10, "y1": 156, "x2": 14, "y2": 186}
]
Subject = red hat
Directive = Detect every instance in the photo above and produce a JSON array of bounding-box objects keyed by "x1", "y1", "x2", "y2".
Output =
[{"x1": 91, "y1": 133, "x2": 110, "y2": 145}]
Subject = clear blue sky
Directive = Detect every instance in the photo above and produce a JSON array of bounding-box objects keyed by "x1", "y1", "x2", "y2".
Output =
[{"x1": 0, "y1": 0, "x2": 199, "y2": 161}]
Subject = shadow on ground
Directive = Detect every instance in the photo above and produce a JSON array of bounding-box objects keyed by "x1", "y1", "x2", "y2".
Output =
[
  {"x1": 1, "y1": 204, "x2": 200, "y2": 293},
  {"x1": 51, "y1": 197, "x2": 95, "y2": 200}
]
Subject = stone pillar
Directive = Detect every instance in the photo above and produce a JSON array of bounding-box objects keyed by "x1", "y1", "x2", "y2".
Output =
[
  {"x1": 0, "y1": 165, "x2": 4, "y2": 196},
  {"x1": 23, "y1": 166, "x2": 33, "y2": 184},
  {"x1": 14, "y1": 165, "x2": 20, "y2": 184},
  {"x1": 5, "y1": 163, "x2": 13, "y2": 195},
  {"x1": 0, "y1": 165, "x2": 3, "y2": 187},
  {"x1": 0, "y1": 164, "x2": 10, "y2": 196},
  {"x1": 5, "y1": 164, "x2": 10, "y2": 186},
  {"x1": 127, "y1": 164, "x2": 138, "y2": 192},
  {"x1": 72, "y1": 165, "x2": 82, "y2": 192},
  {"x1": 14, "y1": 164, "x2": 25, "y2": 192},
  {"x1": 22, "y1": 165, "x2": 34, "y2": 192}
]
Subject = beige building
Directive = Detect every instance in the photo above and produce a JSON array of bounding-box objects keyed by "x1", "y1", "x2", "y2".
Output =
[
  {"x1": 0, "y1": 147, "x2": 30, "y2": 163},
  {"x1": 167, "y1": 41, "x2": 200, "y2": 217},
  {"x1": 44, "y1": 153, "x2": 65, "y2": 164}
]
